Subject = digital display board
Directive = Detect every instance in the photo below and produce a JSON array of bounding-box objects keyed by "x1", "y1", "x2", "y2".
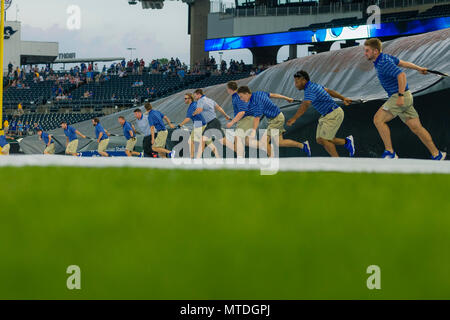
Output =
[{"x1": 205, "y1": 17, "x2": 450, "y2": 51}]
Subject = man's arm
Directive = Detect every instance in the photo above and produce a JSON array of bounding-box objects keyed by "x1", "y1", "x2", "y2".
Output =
[
  {"x1": 129, "y1": 130, "x2": 135, "y2": 138},
  {"x1": 215, "y1": 104, "x2": 231, "y2": 120},
  {"x1": 48, "y1": 135, "x2": 52, "y2": 146},
  {"x1": 269, "y1": 93, "x2": 294, "y2": 103},
  {"x1": 75, "y1": 130, "x2": 86, "y2": 139},
  {"x1": 286, "y1": 101, "x2": 311, "y2": 126},
  {"x1": 192, "y1": 107, "x2": 203, "y2": 116},
  {"x1": 226, "y1": 111, "x2": 245, "y2": 128},
  {"x1": 398, "y1": 60, "x2": 428, "y2": 74},
  {"x1": 178, "y1": 117, "x2": 191, "y2": 127},
  {"x1": 252, "y1": 117, "x2": 261, "y2": 135},
  {"x1": 396, "y1": 72, "x2": 407, "y2": 107},
  {"x1": 163, "y1": 116, "x2": 175, "y2": 129},
  {"x1": 324, "y1": 88, "x2": 352, "y2": 106},
  {"x1": 150, "y1": 126, "x2": 156, "y2": 144},
  {"x1": 97, "y1": 132, "x2": 103, "y2": 143},
  {"x1": 66, "y1": 137, "x2": 69, "y2": 146}
]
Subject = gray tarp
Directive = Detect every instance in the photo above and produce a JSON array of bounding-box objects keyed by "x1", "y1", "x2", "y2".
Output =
[{"x1": 20, "y1": 28, "x2": 450, "y2": 154}]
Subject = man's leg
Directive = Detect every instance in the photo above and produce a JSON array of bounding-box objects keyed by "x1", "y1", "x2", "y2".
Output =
[
  {"x1": 331, "y1": 138, "x2": 346, "y2": 146},
  {"x1": 317, "y1": 137, "x2": 339, "y2": 157},
  {"x1": 404, "y1": 117, "x2": 439, "y2": 157},
  {"x1": 373, "y1": 107, "x2": 396, "y2": 152}
]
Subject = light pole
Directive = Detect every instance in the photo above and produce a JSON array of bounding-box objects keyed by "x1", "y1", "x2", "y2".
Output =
[{"x1": 127, "y1": 47, "x2": 136, "y2": 61}]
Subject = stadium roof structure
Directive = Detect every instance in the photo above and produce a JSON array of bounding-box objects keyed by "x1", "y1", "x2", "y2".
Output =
[{"x1": 53, "y1": 57, "x2": 126, "y2": 64}]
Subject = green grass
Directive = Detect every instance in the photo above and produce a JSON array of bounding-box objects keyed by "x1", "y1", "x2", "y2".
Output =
[{"x1": 0, "y1": 167, "x2": 449, "y2": 299}]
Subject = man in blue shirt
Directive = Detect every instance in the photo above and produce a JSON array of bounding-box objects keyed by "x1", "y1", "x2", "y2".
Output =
[
  {"x1": 118, "y1": 116, "x2": 141, "y2": 157},
  {"x1": 178, "y1": 93, "x2": 219, "y2": 159},
  {"x1": 237, "y1": 86, "x2": 312, "y2": 158},
  {"x1": 146, "y1": 103, "x2": 175, "y2": 158},
  {"x1": 37, "y1": 128, "x2": 55, "y2": 155},
  {"x1": 92, "y1": 118, "x2": 110, "y2": 157},
  {"x1": 287, "y1": 70, "x2": 355, "y2": 158},
  {"x1": 61, "y1": 121, "x2": 86, "y2": 156},
  {"x1": 193, "y1": 89, "x2": 235, "y2": 156},
  {"x1": 225, "y1": 81, "x2": 257, "y2": 158},
  {"x1": 134, "y1": 107, "x2": 153, "y2": 157},
  {"x1": 364, "y1": 38, "x2": 445, "y2": 160},
  {"x1": 0, "y1": 130, "x2": 12, "y2": 155}
]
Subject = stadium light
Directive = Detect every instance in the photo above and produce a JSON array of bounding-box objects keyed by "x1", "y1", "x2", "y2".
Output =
[{"x1": 127, "y1": 47, "x2": 136, "y2": 60}]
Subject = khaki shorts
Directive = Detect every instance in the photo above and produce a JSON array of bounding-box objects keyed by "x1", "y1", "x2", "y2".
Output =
[
  {"x1": 98, "y1": 139, "x2": 109, "y2": 153},
  {"x1": 126, "y1": 137, "x2": 137, "y2": 151},
  {"x1": 235, "y1": 116, "x2": 255, "y2": 138},
  {"x1": 316, "y1": 107, "x2": 344, "y2": 140},
  {"x1": 44, "y1": 143, "x2": 55, "y2": 154},
  {"x1": 153, "y1": 130, "x2": 168, "y2": 149},
  {"x1": 382, "y1": 91, "x2": 418, "y2": 123},
  {"x1": 267, "y1": 112, "x2": 286, "y2": 137},
  {"x1": 66, "y1": 140, "x2": 79, "y2": 154},
  {"x1": 190, "y1": 126, "x2": 207, "y2": 143},
  {"x1": 1, "y1": 144, "x2": 10, "y2": 155}
]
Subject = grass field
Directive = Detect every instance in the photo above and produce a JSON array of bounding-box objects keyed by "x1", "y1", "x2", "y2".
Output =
[{"x1": 0, "y1": 167, "x2": 449, "y2": 299}]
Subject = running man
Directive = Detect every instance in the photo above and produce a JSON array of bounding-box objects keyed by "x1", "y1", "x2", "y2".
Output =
[
  {"x1": 178, "y1": 93, "x2": 219, "y2": 158},
  {"x1": 37, "y1": 128, "x2": 55, "y2": 155},
  {"x1": 236, "y1": 86, "x2": 311, "y2": 157},
  {"x1": 364, "y1": 38, "x2": 446, "y2": 160},
  {"x1": 118, "y1": 116, "x2": 141, "y2": 157},
  {"x1": 193, "y1": 89, "x2": 235, "y2": 155},
  {"x1": 0, "y1": 130, "x2": 12, "y2": 155},
  {"x1": 61, "y1": 121, "x2": 86, "y2": 156},
  {"x1": 134, "y1": 106, "x2": 153, "y2": 157},
  {"x1": 147, "y1": 103, "x2": 175, "y2": 158},
  {"x1": 286, "y1": 70, "x2": 355, "y2": 158},
  {"x1": 92, "y1": 118, "x2": 110, "y2": 157},
  {"x1": 225, "y1": 81, "x2": 258, "y2": 157}
]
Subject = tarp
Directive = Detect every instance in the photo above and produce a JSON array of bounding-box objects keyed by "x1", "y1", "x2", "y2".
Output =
[{"x1": 20, "y1": 28, "x2": 450, "y2": 156}]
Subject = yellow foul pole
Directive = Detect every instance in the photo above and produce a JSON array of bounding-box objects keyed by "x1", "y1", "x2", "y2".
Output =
[{"x1": 0, "y1": 0, "x2": 4, "y2": 131}]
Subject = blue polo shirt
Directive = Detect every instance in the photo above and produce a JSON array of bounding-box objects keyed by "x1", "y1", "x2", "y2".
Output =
[
  {"x1": 148, "y1": 110, "x2": 166, "y2": 132},
  {"x1": 0, "y1": 134, "x2": 7, "y2": 148},
  {"x1": 373, "y1": 53, "x2": 408, "y2": 97},
  {"x1": 186, "y1": 102, "x2": 206, "y2": 128},
  {"x1": 232, "y1": 93, "x2": 249, "y2": 117},
  {"x1": 122, "y1": 121, "x2": 135, "y2": 140},
  {"x1": 248, "y1": 91, "x2": 280, "y2": 119},
  {"x1": 41, "y1": 131, "x2": 53, "y2": 145},
  {"x1": 303, "y1": 81, "x2": 339, "y2": 116},
  {"x1": 64, "y1": 125, "x2": 78, "y2": 142},
  {"x1": 95, "y1": 123, "x2": 108, "y2": 141}
]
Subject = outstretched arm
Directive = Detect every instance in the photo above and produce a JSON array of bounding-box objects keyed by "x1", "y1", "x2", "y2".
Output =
[
  {"x1": 215, "y1": 104, "x2": 231, "y2": 120},
  {"x1": 286, "y1": 101, "x2": 311, "y2": 126},
  {"x1": 226, "y1": 111, "x2": 245, "y2": 128},
  {"x1": 398, "y1": 60, "x2": 428, "y2": 74},
  {"x1": 269, "y1": 93, "x2": 293, "y2": 103},
  {"x1": 75, "y1": 130, "x2": 86, "y2": 139},
  {"x1": 178, "y1": 117, "x2": 191, "y2": 127},
  {"x1": 163, "y1": 116, "x2": 175, "y2": 129},
  {"x1": 324, "y1": 88, "x2": 352, "y2": 106}
]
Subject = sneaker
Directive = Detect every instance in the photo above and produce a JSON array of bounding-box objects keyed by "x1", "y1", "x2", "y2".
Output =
[
  {"x1": 77, "y1": 152, "x2": 82, "y2": 157},
  {"x1": 345, "y1": 135, "x2": 355, "y2": 157},
  {"x1": 302, "y1": 141, "x2": 311, "y2": 157},
  {"x1": 169, "y1": 150, "x2": 176, "y2": 159},
  {"x1": 431, "y1": 151, "x2": 447, "y2": 161},
  {"x1": 140, "y1": 152, "x2": 144, "y2": 158},
  {"x1": 382, "y1": 150, "x2": 398, "y2": 159}
]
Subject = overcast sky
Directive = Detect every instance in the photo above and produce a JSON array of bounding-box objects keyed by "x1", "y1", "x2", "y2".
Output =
[{"x1": 10, "y1": 0, "x2": 349, "y2": 67}]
